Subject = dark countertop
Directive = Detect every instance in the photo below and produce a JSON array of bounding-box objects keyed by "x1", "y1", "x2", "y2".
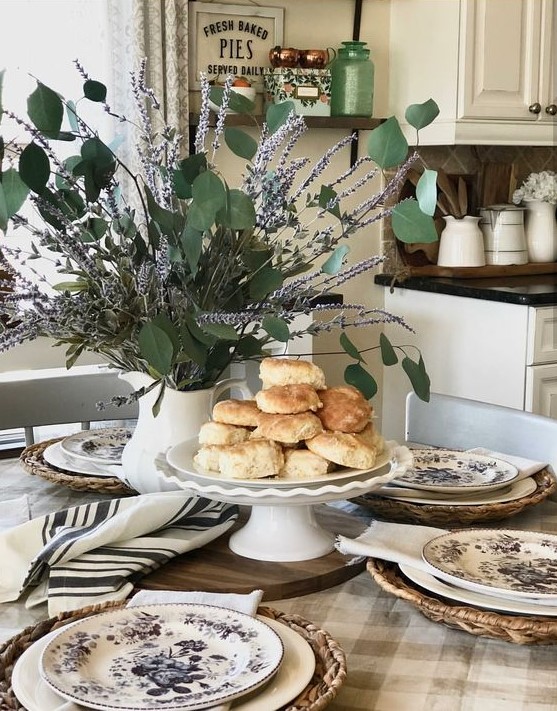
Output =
[{"x1": 375, "y1": 273, "x2": 557, "y2": 306}]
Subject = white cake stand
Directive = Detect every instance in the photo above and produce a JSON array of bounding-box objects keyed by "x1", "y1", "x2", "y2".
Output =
[{"x1": 158, "y1": 440, "x2": 411, "y2": 562}]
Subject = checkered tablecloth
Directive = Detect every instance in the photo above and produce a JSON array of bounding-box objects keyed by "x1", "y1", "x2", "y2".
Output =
[{"x1": 2, "y1": 456, "x2": 557, "y2": 710}]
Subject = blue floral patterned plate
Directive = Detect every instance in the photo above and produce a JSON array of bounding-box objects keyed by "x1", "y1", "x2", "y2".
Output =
[
  {"x1": 422, "y1": 529, "x2": 557, "y2": 601},
  {"x1": 391, "y1": 449, "x2": 518, "y2": 494},
  {"x1": 39, "y1": 603, "x2": 284, "y2": 711},
  {"x1": 60, "y1": 427, "x2": 133, "y2": 465}
]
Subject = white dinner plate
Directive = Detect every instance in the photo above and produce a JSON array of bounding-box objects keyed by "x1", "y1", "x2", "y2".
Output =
[
  {"x1": 392, "y1": 448, "x2": 519, "y2": 494},
  {"x1": 422, "y1": 529, "x2": 557, "y2": 601},
  {"x1": 373, "y1": 476, "x2": 537, "y2": 506},
  {"x1": 399, "y1": 564, "x2": 557, "y2": 617},
  {"x1": 40, "y1": 603, "x2": 284, "y2": 711},
  {"x1": 43, "y1": 442, "x2": 120, "y2": 478},
  {"x1": 60, "y1": 428, "x2": 133, "y2": 465},
  {"x1": 167, "y1": 436, "x2": 393, "y2": 488},
  {"x1": 14, "y1": 616, "x2": 313, "y2": 711}
]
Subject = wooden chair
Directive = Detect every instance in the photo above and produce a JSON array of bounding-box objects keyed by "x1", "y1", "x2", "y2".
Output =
[
  {"x1": 0, "y1": 364, "x2": 138, "y2": 446},
  {"x1": 405, "y1": 391, "x2": 557, "y2": 471}
]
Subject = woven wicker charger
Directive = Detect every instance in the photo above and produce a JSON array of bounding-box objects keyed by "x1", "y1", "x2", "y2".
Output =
[
  {"x1": 368, "y1": 558, "x2": 557, "y2": 645},
  {"x1": 20, "y1": 437, "x2": 135, "y2": 496},
  {"x1": 351, "y1": 469, "x2": 556, "y2": 526},
  {"x1": 0, "y1": 599, "x2": 346, "y2": 711}
]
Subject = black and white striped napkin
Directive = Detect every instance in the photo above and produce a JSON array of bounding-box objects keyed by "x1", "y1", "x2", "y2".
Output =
[{"x1": 0, "y1": 492, "x2": 238, "y2": 615}]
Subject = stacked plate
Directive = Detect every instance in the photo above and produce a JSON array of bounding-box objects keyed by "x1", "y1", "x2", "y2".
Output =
[
  {"x1": 372, "y1": 449, "x2": 536, "y2": 506},
  {"x1": 402, "y1": 528, "x2": 557, "y2": 617},
  {"x1": 11, "y1": 603, "x2": 317, "y2": 711},
  {"x1": 42, "y1": 427, "x2": 133, "y2": 479}
]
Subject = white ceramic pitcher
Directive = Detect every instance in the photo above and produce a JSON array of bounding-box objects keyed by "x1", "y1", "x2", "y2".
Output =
[{"x1": 119, "y1": 371, "x2": 252, "y2": 493}]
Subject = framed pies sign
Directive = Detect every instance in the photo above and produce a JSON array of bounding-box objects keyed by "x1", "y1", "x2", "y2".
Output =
[{"x1": 189, "y1": 2, "x2": 284, "y2": 90}]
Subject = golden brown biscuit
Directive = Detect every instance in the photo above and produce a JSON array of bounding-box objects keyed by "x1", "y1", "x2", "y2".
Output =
[
  {"x1": 251, "y1": 412, "x2": 323, "y2": 444},
  {"x1": 280, "y1": 448, "x2": 336, "y2": 479},
  {"x1": 255, "y1": 384, "x2": 322, "y2": 414},
  {"x1": 306, "y1": 431, "x2": 377, "y2": 469},
  {"x1": 193, "y1": 444, "x2": 227, "y2": 472},
  {"x1": 198, "y1": 421, "x2": 251, "y2": 445},
  {"x1": 259, "y1": 357, "x2": 326, "y2": 389},
  {"x1": 212, "y1": 399, "x2": 261, "y2": 427},
  {"x1": 316, "y1": 386, "x2": 372, "y2": 433},
  {"x1": 356, "y1": 422, "x2": 385, "y2": 454},
  {"x1": 218, "y1": 438, "x2": 284, "y2": 479}
]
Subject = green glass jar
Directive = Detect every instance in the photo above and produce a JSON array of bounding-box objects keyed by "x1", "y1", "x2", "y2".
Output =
[{"x1": 330, "y1": 41, "x2": 374, "y2": 117}]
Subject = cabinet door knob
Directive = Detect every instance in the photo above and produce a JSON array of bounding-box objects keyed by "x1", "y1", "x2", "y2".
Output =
[
  {"x1": 529, "y1": 102, "x2": 542, "y2": 114},
  {"x1": 545, "y1": 104, "x2": 557, "y2": 116}
]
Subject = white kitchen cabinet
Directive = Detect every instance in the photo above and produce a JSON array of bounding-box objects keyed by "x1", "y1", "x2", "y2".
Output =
[
  {"x1": 379, "y1": 287, "x2": 557, "y2": 442},
  {"x1": 388, "y1": 0, "x2": 556, "y2": 145},
  {"x1": 525, "y1": 305, "x2": 557, "y2": 417}
]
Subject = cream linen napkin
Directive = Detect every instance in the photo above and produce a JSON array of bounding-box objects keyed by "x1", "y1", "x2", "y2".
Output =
[
  {"x1": 0, "y1": 492, "x2": 238, "y2": 615},
  {"x1": 126, "y1": 589, "x2": 264, "y2": 711},
  {"x1": 466, "y1": 447, "x2": 549, "y2": 480},
  {"x1": 336, "y1": 520, "x2": 447, "y2": 571}
]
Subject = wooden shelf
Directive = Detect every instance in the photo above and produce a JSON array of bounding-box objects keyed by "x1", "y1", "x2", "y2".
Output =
[{"x1": 189, "y1": 112, "x2": 382, "y2": 130}]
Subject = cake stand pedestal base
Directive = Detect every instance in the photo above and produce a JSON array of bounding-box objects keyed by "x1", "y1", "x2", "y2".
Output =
[
  {"x1": 229, "y1": 504, "x2": 336, "y2": 561},
  {"x1": 138, "y1": 504, "x2": 368, "y2": 600}
]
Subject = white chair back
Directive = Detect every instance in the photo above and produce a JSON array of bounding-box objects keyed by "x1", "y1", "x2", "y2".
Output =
[
  {"x1": 0, "y1": 364, "x2": 137, "y2": 445},
  {"x1": 405, "y1": 391, "x2": 557, "y2": 471}
]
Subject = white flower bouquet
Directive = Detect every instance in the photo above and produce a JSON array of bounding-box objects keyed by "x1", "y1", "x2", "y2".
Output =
[{"x1": 512, "y1": 170, "x2": 557, "y2": 205}]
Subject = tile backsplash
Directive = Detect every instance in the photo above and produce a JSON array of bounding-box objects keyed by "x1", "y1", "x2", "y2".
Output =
[{"x1": 382, "y1": 145, "x2": 556, "y2": 273}]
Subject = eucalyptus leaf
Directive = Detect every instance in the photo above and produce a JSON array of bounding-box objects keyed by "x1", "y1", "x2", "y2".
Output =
[
  {"x1": 201, "y1": 322, "x2": 240, "y2": 341},
  {"x1": 145, "y1": 184, "x2": 175, "y2": 233},
  {"x1": 55, "y1": 156, "x2": 82, "y2": 190},
  {"x1": 416, "y1": 169, "x2": 438, "y2": 217},
  {"x1": 189, "y1": 170, "x2": 226, "y2": 230},
  {"x1": 52, "y1": 281, "x2": 88, "y2": 292},
  {"x1": 151, "y1": 313, "x2": 180, "y2": 352},
  {"x1": 174, "y1": 153, "x2": 207, "y2": 198},
  {"x1": 262, "y1": 315, "x2": 290, "y2": 342},
  {"x1": 340, "y1": 331, "x2": 362, "y2": 361},
  {"x1": 179, "y1": 325, "x2": 208, "y2": 366},
  {"x1": 181, "y1": 223, "x2": 203, "y2": 276},
  {"x1": 224, "y1": 127, "x2": 258, "y2": 161},
  {"x1": 138, "y1": 322, "x2": 175, "y2": 376},
  {"x1": 344, "y1": 363, "x2": 377, "y2": 400},
  {"x1": 0, "y1": 185, "x2": 8, "y2": 231},
  {"x1": 83, "y1": 79, "x2": 107, "y2": 102},
  {"x1": 249, "y1": 266, "x2": 283, "y2": 300},
  {"x1": 322, "y1": 245, "x2": 349, "y2": 275},
  {"x1": 318, "y1": 185, "x2": 341, "y2": 219},
  {"x1": 237, "y1": 335, "x2": 264, "y2": 357},
  {"x1": 66, "y1": 100, "x2": 79, "y2": 132},
  {"x1": 266, "y1": 101, "x2": 295, "y2": 135},
  {"x1": 242, "y1": 247, "x2": 273, "y2": 271},
  {"x1": 1, "y1": 168, "x2": 29, "y2": 217},
  {"x1": 402, "y1": 355, "x2": 431, "y2": 401},
  {"x1": 405, "y1": 98, "x2": 440, "y2": 130},
  {"x1": 19, "y1": 142, "x2": 50, "y2": 193},
  {"x1": 379, "y1": 332, "x2": 398, "y2": 365},
  {"x1": 228, "y1": 89, "x2": 256, "y2": 114},
  {"x1": 216, "y1": 189, "x2": 256, "y2": 230},
  {"x1": 27, "y1": 82, "x2": 63, "y2": 135},
  {"x1": 367, "y1": 117, "x2": 408, "y2": 169},
  {"x1": 391, "y1": 199, "x2": 438, "y2": 244}
]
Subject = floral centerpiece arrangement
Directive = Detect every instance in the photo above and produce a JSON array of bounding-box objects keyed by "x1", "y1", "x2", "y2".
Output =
[
  {"x1": 512, "y1": 171, "x2": 557, "y2": 205},
  {"x1": 0, "y1": 61, "x2": 439, "y2": 413}
]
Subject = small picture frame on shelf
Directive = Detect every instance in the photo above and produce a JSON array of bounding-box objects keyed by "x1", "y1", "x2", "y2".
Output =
[{"x1": 189, "y1": 2, "x2": 284, "y2": 91}]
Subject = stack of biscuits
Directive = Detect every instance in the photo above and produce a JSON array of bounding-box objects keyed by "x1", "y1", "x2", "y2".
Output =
[{"x1": 193, "y1": 357, "x2": 385, "y2": 480}]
